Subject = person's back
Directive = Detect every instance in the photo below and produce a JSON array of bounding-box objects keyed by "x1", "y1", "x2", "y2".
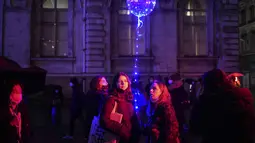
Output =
[{"x1": 191, "y1": 87, "x2": 255, "y2": 143}]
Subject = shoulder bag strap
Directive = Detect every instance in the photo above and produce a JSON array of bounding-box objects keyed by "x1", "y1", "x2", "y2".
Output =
[{"x1": 111, "y1": 101, "x2": 117, "y2": 114}]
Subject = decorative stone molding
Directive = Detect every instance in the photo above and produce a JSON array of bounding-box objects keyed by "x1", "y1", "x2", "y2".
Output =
[
  {"x1": 74, "y1": 0, "x2": 84, "y2": 10},
  {"x1": 5, "y1": 0, "x2": 32, "y2": 9},
  {"x1": 104, "y1": 0, "x2": 112, "y2": 8},
  {"x1": 159, "y1": 0, "x2": 177, "y2": 10}
]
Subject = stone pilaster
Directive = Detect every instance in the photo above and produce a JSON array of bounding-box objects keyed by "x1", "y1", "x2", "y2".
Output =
[
  {"x1": 216, "y1": 0, "x2": 239, "y2": 72},
  {"x1": 3, "y1": 0, "x2": 32, "y2": 67},
  {"x1": 83, "y1": 0, "x2": 109, "y2": 73},
  {"x1": 0, "y1": 0, "x2": 3, "y2": 55}
]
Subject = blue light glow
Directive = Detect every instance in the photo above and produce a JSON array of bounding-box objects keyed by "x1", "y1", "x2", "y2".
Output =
[
  {"x1": 127, "y1": 0, "x2": 156, "y2": 111},
  {"x1": 126, "y1": 0, "x2": 156, "y2": 18}
]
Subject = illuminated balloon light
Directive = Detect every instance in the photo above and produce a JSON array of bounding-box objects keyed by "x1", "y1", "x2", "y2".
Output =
[
  {"x1": 126, "y1": 0, "x2": 156, "y2": 18},
  {"x1": 126, "y1": 0, "x2": 156, "y2": 111}
]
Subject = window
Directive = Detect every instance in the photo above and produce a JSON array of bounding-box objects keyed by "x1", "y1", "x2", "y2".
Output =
[
  {"x1": 242, "y1": 73, "x2": 250, "y2": 88},
  {"x1": 240, "y1": 9, "x2": 246, "y2": 24},
  {"x1": 240, "y1": 36, "x2": 246, "y2": 53},
  {"x1": 39, "y1": 0, "x2": 68, "y2": 57},
  {"x1": 248, "y1": 32, "x2": 255, "y2": 51},
  {"x1": 117, "y1": 0, "x2": 146, "y2": 56},
  {"x1": 181, "y1": 0, "x2": 207, "y2": 56},
  {"x1": 250, "y1": 5, "x2": 255, "y2": 20}
]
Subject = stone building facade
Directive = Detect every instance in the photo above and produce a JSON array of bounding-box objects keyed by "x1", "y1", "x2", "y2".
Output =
[
  {"x1": 0, "y1": 0, "x2": 239, "y2": 97},
  {"x1": 239, "y1": 0, "x2": 255, "y2": 92}
]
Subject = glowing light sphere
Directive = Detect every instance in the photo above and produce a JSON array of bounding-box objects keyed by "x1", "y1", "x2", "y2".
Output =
[{"x1": 126, "y1": 0, "x2": 156, "y2": 17}]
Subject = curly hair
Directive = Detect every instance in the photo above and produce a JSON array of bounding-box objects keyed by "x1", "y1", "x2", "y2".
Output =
[{"x1": 90, "y1": 75, "x2": 107, "y2": 91}]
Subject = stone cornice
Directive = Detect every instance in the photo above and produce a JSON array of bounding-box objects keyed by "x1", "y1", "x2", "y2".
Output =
[{"x1": 4, "y1": 0, "x2": 32, "y2": 10}]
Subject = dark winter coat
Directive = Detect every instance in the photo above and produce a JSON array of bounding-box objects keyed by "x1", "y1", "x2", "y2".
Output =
[
  {"x1": 0, "y1": 101, "x2": 30, "y2": 143},
  {"x1": 100, "y1": 89, "x2": 140, "y2": 143},
  {"x1": 170, "y1": 86, "x2": 189, "y2": 126},
  {"x1": 145, "y1": 100, "x2": 180, "y2": 143},
  {"x1": 86, "y1": 89, "x2": 108, "y2": 121},
  {"x1": 190, "y1": 87, "x2": 255, "y2": 143},
  {"x1": 70, "y1": 85, "x2": 85, "y2": 113}
]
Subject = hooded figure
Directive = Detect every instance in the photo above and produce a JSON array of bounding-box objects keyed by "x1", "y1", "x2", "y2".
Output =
[{"x1": 190, "y1": 69, "x2": 255, "y2": 143}]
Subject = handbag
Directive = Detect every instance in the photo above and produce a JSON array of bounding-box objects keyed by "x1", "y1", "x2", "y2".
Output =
[{"x1": 88, "y1": 101, "x2": 123, "y2": 143}]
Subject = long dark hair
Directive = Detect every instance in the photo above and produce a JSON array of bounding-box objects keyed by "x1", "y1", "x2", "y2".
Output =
[
  {"x1": 111, "y1": 72, "x2": 133, "y2": 101},
  {"x1": 152, "y1": 81, "x2": 171, "y2": 104}
]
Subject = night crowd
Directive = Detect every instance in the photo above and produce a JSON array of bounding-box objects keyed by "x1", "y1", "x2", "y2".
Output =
[{"x1": 1, "y1": 68, "x2": 255, "y2": 143}]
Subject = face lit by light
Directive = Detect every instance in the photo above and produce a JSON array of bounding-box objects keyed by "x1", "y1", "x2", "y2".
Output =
[
  {"x1": 100, "y1": 77, "x2": 108, "y2": 86},
  {"x1": 235, "y1": 77, "x2": 238, "y2": 82},
  {"x1": 150, "y1": 83, "x2": 162, "y2": 101},
  {"x1": 117, "y1": 75, "x2": 129, "y2": 91},
  {"x1": 10, "y1": 85, "x2": 23, "y2": 107}
]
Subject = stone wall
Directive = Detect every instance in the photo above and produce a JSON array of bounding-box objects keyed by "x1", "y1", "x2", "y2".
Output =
[
  {"x1": 3, "y1": 9, "x2": 31, "y2": 68},
  {"x1": 0, "y1": 0, "x2": 241, "y2": 97},
  {"x1": 216, "y1": 0, "x2": 239, "y2": 72}
]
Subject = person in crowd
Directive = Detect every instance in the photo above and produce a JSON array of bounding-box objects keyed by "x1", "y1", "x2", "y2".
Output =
[
  {"x1": 195, "y1": 78, "x2": 203, "y2": 100},
  {"x1": 100, "y1": 72, "x2": 141, "y2": 143},
  {"x1": 131, "y1": 78, "x2": 148, "y2": 129},
  {"x1": 144, "y1": 81, "x2": 180, "y2": 143},
  {"x1": 85, "y1": 75, "x2": 109, "y2": 138},
  {"x1": 132, "y1": 77, "x2": 147, "y2": 109},
  {"x1": 168, "y1": 73, "x2": 189, "y2": 142},
  {"x1": 189, "y1": 69, "x2": 255, "y2": 143},
  {"x1": 227, "y1": 73, "x2": 243, "y2": 88},
  {"x1": 0, "y1": 81, "x2": 30, "y2": 143},
  {"x1": 50, "y1": 85, "x2": 64, "y2": 127},
  {"x1": 145, "y1": 76, "x2": 154, "y2": 98},
  {"x1": 63, "y1": 77, "x2": 85, "y2": 139}
]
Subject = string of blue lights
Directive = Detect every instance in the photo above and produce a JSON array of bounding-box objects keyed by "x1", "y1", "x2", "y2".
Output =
[{"x1": 126, "y1": 0, "x2": 156, "y2": 110}]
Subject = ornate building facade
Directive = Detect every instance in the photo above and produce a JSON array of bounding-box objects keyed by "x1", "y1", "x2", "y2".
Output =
[
  {"x1": 0, "y1": 0, "x2": 239, "y2": 96},
  {"x1": 239, "y1": 0, "x2": 255, "y2": 92}
]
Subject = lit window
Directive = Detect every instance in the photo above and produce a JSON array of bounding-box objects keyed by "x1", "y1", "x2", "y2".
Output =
[
  {"x1": 117, "y1": 0, "x2": 146, "y2": 56},
  {"x1": 32, "y1": 0, "x2": 69, "y2": 57},
  {"x1": 181, "y1": 0, "x2": 207, "y2": 56}
]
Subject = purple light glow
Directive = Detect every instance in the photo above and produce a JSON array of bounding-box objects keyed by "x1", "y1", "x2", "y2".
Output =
[{"x1": 126, "y1": 0, "x2": 156, "y2": 17}]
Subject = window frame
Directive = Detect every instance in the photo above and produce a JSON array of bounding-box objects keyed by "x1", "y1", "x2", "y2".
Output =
[
  {"x1": 31, "y1": 0, "x2": 73, "y2": 59},
  {"x1": 113, "y1": 2, "x2": 151, "y2": 57},
  {"x1": 178, "y1": 0, "x2": 213, "y2": 57},
  {"x1": 249, "y1": 5, "x2": 255, "y2": 21},
  {"x1": 240, "y1": 9, "x2": 246, "y2": 25}
]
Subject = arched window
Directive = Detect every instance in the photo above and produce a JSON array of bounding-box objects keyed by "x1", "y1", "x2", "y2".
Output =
[
  {"x1": 32, "y1": 0, "x2": 69, "y2": 57},
  {"x1": 116, "y1": 0, "x2": 148, "y2": 56},
  {"x1": 180, "y1": 0, "x2": 207, "y2": 56}
]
